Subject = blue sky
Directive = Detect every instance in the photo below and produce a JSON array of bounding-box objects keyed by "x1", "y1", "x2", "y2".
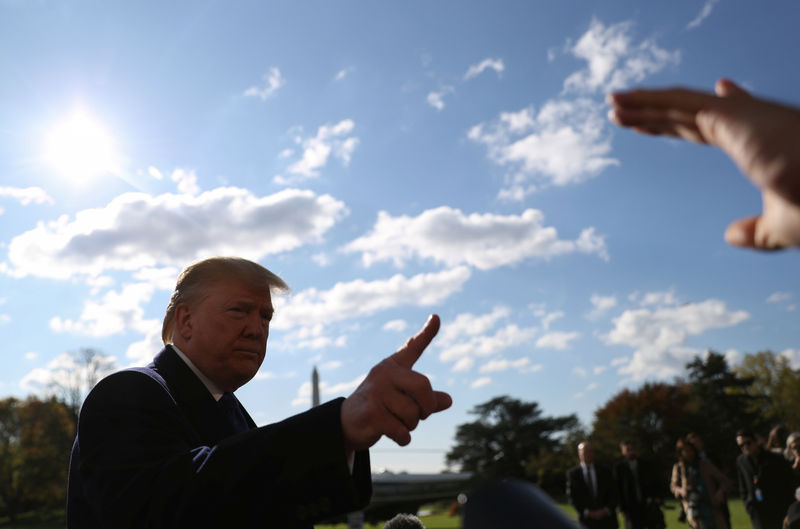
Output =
[{"x1": 1, "y1": 0, "x2": 798, "y2": 473}]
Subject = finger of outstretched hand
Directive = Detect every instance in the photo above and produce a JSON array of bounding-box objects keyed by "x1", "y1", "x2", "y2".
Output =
[{"x1": 392, "y1": 314, "x2": 440, "y2": 369}]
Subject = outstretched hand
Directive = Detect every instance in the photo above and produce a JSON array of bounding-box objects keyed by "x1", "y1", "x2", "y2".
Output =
[
  {"x1": 341, "y1": 314, "x2": 452, "y2": 452},
  {"x1": 608, "y1": 78, "x2": 800, "y2": 250}
]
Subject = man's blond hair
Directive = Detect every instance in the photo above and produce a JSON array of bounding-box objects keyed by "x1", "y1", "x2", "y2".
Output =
[{"x1": 161, "y1": 257, "x2": 288, "y2": 344}]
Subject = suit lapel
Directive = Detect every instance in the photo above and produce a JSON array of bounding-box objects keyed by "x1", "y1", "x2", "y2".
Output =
[{"x1": 152, "y1": 346, "x2": 242, "y2": 444}]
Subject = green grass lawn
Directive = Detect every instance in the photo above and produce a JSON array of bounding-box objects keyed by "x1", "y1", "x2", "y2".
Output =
[
  {"x1": 0, "y1": 499, "x2": 750, "y2": 528},
  {"x1": 315, "y1": 498, "x2": 751, "y2": 529}
]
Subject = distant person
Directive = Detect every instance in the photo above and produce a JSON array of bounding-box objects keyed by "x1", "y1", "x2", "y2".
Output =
[
  {"x1": 736, "y1": 429, "x2": 796, "y2": 529},
  {"x1": 686, "y1": 433, "x2": 730, "y2": 529},
  {"x1": 608, "y1": 78, "x2": 800, "y2": 251},
  {"x1": 786, "y1": 432, "x2": 800, "y2": 466},
  {"x1": 67, "y1": 257, "x2": 452, "y2": 529},
  {"x1": 768, "y1": 425, "x2": 790, "y2": 456},
  {"x1": 670, "y1": 438, "x2": 731, "y2": 529},
  {"x1": 784, "y1": 487, "x2": 800, "y2": 529},
  {"x1": 567, "y1": 440, "x2": 618, "y2": 529},
  {"x1": 614, "y1": 440, "x2": 663, "y2": 529},
  {"x1": 383, "y1": 513, "x2": 426, "y2": 529}
]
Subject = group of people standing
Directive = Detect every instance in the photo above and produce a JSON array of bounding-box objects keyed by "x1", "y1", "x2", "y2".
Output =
[
  {"x1": 566, "y1": 429, "x2": 800, "y2": 529},
  {"x1": 567, "y1": 440, "x2": 664, "y2": 529}
]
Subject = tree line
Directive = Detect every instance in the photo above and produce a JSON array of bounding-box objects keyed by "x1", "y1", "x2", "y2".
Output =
[{"x1": 445, "y1": 349, "x2": 800, "y2": 500}]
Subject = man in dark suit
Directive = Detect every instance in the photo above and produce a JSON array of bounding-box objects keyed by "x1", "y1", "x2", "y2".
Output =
[
  {"x1": 614, "y1": 440, "x2": 662, "y2": 529},
  {"x1": 67, "y1": 257, "x2": 452, "y2": 529},
  {"x1": 736, "y1": 429, "x2": 796, "y2": 529},
  {"x1": 567, "y1": 440, "x2": 618, "y2": 529}
]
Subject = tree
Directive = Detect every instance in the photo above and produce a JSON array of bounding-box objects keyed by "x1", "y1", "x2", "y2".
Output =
[
  {"x1": 45, "y1": 348, "x2": 116, "y2": 425},
  {"x1": 591, "y1": 381, "x2": 694, "y2": 494},
  {"x1": 684, "y1": 351, "x2": 762, "y2": 477},
  {"x1": 735, "y1": 350, "x2": 800, "y2": 429},
  {"x1": 446, "y1": 396, "x2": 578, "y2": 487},
  {"x1": 0, "y1": 397, "x2": 74, "y2": 523}
]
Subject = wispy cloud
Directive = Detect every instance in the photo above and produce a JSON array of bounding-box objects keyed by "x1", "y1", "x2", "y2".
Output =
[
  {"x1": 469, "y1": 99, "x2": 619, "y2": 198},
  {"x1": 687, "y1": 0, "x2": 719, "y2": 30},
  {"x1": 464, "y1": 58, "x2": 505, "y2": 80},
  {"x1": 563, "y1": 19, "x2": 680, "y2": 94},
  {"x1": 588, "y1": 294, "x2": 617, "y2": 319},
  {"x1": 333, "y1": 66, "x2": 355, "y2": 82},
  {"x1": 536, "y1": 331, "x2": 580, "y2": 350},
  {"x1": 276, "y1": 120, "x2": 358, "y2": 183},
  {"x1": 606, "y1": 295, "x2": 750, "y2": 380},
  {"x1": 344, "y1": 206, "x2": 608, "y2": 270},
  {"x1": 243, "y1": 67, "x2": 286, "y2": 100},
  {"x1": 427, "y1": 85, "x2": 455, "y2": 111},
  {"x1": 0, "y1": 186, "x2": 54, "y2": 206}
]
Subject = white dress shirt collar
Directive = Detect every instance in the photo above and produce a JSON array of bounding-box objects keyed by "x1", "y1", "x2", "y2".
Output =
[{"x1": 170, "y1": 344, "x2": 224, "y2": 401}]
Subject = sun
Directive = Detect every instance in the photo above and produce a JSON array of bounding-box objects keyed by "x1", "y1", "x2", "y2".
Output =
[{"x1": 43, "y1": 107, "x2": 120, "y2": 184}]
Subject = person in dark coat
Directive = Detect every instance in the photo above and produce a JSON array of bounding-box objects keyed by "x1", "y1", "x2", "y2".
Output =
[
  {"x1": 567, "y1": 440, "x2": 618, "y2": 529},
  {"x1": 735, "y1": 429, "x2": 797, "y2": 529}
]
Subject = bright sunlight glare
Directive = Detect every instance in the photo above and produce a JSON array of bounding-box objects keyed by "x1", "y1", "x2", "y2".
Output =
[{"x1": 43, "y1": 107, "x2": 120, "y2": 184}]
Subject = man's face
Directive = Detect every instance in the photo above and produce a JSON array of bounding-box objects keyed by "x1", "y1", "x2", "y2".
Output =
[
  {"x1": 621, "y1": 443, "x2": 637, "y2": 460},
  {"x1": 737, "y1": 435, "x2": 759, "y2": 457},
  {"x1": 578, "y1": 442, "x2": 594, "y2": 464},
  {"x1": 178, "y1": 278, "x2": 273, "y2": 392}
]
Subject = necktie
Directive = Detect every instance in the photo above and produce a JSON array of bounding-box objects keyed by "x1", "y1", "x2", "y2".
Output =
[{"x1": 219, "y1": 392, "x2": 251, "y2": 434}]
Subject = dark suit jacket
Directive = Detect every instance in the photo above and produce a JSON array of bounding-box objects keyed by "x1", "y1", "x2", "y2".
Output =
[
  {"x1": 613, "y1": 458, "x2": 657, "y2": 518},
  {"x1": 67, "y1": 346, "x2": 371, "y2": 529},
  {"x1": 736, "y1": 449, "x2": 795, "y2": 529},
  {"x1": 567, "y1": 463, "x2": 618, "y2": 529}
]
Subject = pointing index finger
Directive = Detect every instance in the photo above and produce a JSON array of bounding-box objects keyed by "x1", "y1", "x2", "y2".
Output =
[{"x1": 391, "y1": 314, "x2": 440, "y2": 369}]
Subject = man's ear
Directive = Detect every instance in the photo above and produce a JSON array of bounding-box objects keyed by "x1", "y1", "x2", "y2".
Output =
[{"x1": 174, "y1": 303, "x2": 193, "y2": 341}]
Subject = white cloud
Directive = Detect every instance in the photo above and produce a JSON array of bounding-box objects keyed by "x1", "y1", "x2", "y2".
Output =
[
  {"x1": 563, "y1": 19, "x2": 680, "y2": 94},
  {"x1": 0, "y1": 314, "x2": 9, "y2": 325},
  {"x1": 588, "y1": 294, "x2": 617, "y2": 319},
  {"x1": 536, "y1": 331, "x2": 580, "y2": 350},
  {"x1": 383, "y1": 319, "x2": 408, "y2": 332},
  {"x1": 169, "y1": 168, "x2": 200, "y2": 195},
  {"x1": 427, "y1": 86, "x2": 455, "y2": 111},
  {"x1": 639, "y1": 290, "x2": 679, "y2": 307},
  {"x1": 767, "y1": 291, "x2": 792, "y2": 304},
  {"x1": 0, "y1": 186, "x2": 54, "y2": 206},
  {"x1": 539, "y1": 311, "x2": 564, "y2": 331},
  {"x1": 50, "y1": 282, "x2": 157, "y2": 337},
  {"x1": 470, "y1": 377, "x2": 491, "y2": 389},
  {"x1": 687, "y1": 0, "x2": 719, "y2": 30},
  {"x1": 440, "y1": 322, "x2": 537, "y2": 369},
  {"x1": 437, "y1": 308, "x2": 537, "y2": 372},
  {"x1": 333, "y1": 67, "x2": 355, "y2": 82},
  {"x1": 464, "y1": 58, "x2": 505, "y2": 80},
  {"x1": 243, "y1": 67, "x2": 286, "y2": 100},
  {"x1": 344, "y1": 207, "x2": 608, "y2": 270},
  {"x1": 438, "y1": 306, "x2": 511, "y2": 346},
  {"x1": 593, "y1": 366, "x2": 607, "y2": 375},
  {"x1": 5, "y1": 187, "x2": 347, "y2": 280},
  {"x1": 124, "y1": 322, "x2": 168, "y2": 365},
  {"x1": 277, "y1": 120, "x2": 358, "y2": 183},
  {"x1": 148, "y1": 166, "x2": 163, "y2": 180},
  {"x1": 291, "y1": 374, "x2": 365, "y2": 406},
  {"x1": 469, "y1": 99, "x2": 619, "y2": 198},
  {"x1": 781, "y1": 349, "x2": 800, "y2": 370},
  {"x1": 25, "y1": 352, "x2": 38, "y2": 360},
  {"x1": 572, "y1": 366, "x2": 588, "y2": 377},
  {"x1": 478, "y1": 357, "x2": 541, "y2": 374},
  {"x1": 607, "y1": 298, "x2": 750, "y2": 380},
  {"x1": 273, "y1": 267, "x2": 471, "y2": 331}
]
